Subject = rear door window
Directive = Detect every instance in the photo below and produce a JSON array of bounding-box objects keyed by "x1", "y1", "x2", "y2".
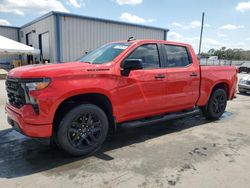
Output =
[{"x1": 163, "y1": 45, "x2": 191, "y2": 67}]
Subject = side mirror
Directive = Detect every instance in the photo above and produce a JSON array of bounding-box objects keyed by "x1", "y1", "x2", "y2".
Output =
[{"x1": 120, "y1": 59, "x2": 143, "y2": 76}]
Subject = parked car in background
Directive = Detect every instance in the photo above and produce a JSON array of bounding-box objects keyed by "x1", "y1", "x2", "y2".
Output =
[
  {"x1": 0, "y1": 62, "x2": 13, "y2": 69},
  {"x1": 237, "y1": 62, "x2": 250, "y2": 73},
  {"x1": 208, "y1": 56, "x2": 218, "y2": 61},
  {"x1": 5, "y1": 39, "x2": 238, "y2": 156},
  {"x1": 238, "y1": 74, "x2": 250, "y2": 94}
]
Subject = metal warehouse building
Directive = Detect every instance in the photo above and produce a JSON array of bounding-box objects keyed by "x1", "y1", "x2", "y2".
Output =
[{"x1": 0, "y1": 11, "x2": 169, "y2": 64}]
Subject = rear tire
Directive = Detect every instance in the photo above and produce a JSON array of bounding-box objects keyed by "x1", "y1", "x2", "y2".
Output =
[
  {"x1": 56, "y1": 104, "x2": 109, "y2": 156},
  {"x1": 201, "y1": 89, "x2": 227, "y2": 120}
]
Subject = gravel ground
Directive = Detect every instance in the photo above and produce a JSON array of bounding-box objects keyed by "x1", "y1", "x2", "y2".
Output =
[{"x1": 0, "y1": 74, "x2": 250, "y2": 188}]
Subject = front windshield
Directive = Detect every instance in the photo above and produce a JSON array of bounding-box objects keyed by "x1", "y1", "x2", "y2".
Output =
[{"x1": 78, "y1": 42, "x2": 131, "y2": 64}]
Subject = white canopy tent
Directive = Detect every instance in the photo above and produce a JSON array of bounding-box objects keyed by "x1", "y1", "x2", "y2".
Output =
[{"x1": 0, "y1": 35, "x2": 40, "y2": 55}]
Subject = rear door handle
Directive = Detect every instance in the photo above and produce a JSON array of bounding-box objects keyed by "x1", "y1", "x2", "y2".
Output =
[
  {"x1": 154, "y1": 75, "x2": 165, "y2": 79},
  {"x1": 190, "y1": 72, "x2": 198, "y2": 77}
]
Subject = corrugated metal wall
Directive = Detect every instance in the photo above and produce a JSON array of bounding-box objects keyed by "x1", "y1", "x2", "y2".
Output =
[
  {"x1": 0, "y1": 26, "x2": 18, "y2": 40},
  {"x1": 60, "y1": 16, "x2": 165, "y2": 62},
  {"x1": 19, "y1": 15, "x2": 56, "y2": 63},
  {"x1": 0, "y1": 26, "x2": 19, "y2": 63}
]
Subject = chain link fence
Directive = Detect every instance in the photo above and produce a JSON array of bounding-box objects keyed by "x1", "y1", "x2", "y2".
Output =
[{"x1": 199, "y1": 59, "x2": 250, "y2": 66}]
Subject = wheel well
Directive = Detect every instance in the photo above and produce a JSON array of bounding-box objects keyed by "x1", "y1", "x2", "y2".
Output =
[
  {"x1": 53, "y1": 93, "x2": 115, "y2": 135},
  {"x1": 211, "y1": 83, "x2": 229, "y2": 99}
]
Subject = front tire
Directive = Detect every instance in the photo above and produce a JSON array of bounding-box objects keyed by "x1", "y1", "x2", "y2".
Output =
[
  {"x1": 56, "y1": 104, "x2": 109, "y2": 156},
  {"x1": 201, "y1": 89, "x2": 227, "y2": 120}
]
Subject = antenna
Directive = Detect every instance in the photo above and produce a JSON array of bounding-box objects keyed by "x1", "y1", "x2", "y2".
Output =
[
  {"x1": 127, "y1": 37, "x2": 136, "y2": 42},
  {"x1": 198, "y1": 12, "x2": 205, "y2": 55}
]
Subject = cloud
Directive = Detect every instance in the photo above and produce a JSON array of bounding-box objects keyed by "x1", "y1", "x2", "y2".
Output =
[
  {"x1": 66, "y1": 0, "x2": 84, "y2": 8},
  {"x1": 172, "y1": 21, "x2": 210, "y2": 30},
  {"x1": 167, "y1": 31, "x2": 200, "y2": 48},
  {"x1": 0, "y1": 19, "x2": 11, "y2": 26},
  {"x1": 119, "y1": 13, "x2": 156, "y2": 24},
  {"x1": 172, "y1": 22, "x2": 182, "y2": 27},
  {"x1": 168, "y1": 32, "x2": 184, "y2": 40},
  {"x1": 235, "y1": 42, "x2": 246, "y2": 48},
  {"x1": 236, "y1": 1, "x2": 250, "y2": 12},
  {"x1": 219, "y1": 24, "x2": 245, "y2": 30},
  {"x1": 120, "y1": 12, "x2": 146, "y2": 23},
  {"x1": 168, "y1": 31, "x2": 249, "y2": 52},
  {"x1": 147, "y1": 18, "x2": 157, "y2": 23},
  {"x1": 0, "y1": 0, "x2": 69, "y2": 15},
  {"x1": 116, "y1": 0, "x2": 143, "y2": 5},
  {"x1": 217, "y1": 33, "x2": 227, "y2": 37},
  {"x1": 168, "y1": 31, "x2": 225, "y2": 53}
]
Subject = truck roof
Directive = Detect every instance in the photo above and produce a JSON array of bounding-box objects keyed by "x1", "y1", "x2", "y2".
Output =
[{"x1": 112, "y1": 39, "x2": 192, "y2": 48}]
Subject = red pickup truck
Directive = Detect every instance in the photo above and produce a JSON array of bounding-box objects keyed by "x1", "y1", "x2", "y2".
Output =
[{"x1": 5, "y1": 39, "x2": 237, "y2": 156}]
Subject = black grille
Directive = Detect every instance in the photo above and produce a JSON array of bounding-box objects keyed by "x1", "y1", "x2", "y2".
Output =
[
  {"x1": 5, "y1": 78, "x2": 26, "y2": 108},
  {"x1": 247, "y1": 81, "x2": 250, "y2": 85}
]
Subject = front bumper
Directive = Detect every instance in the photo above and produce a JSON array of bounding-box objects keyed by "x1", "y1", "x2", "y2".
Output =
[
  {"x1": 6, "y1": 104, "x2": 52, "y2": 138},
  {"x1": 238, "y1": 83, "x2": 250, "y2": 92}
]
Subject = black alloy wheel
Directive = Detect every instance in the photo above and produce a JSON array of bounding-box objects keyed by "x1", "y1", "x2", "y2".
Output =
[
  {"x1": 68, "y1": 113, "x2": 102, "y2": 149},
  {"x1": 56, "y1": 104, "x2": 109, "y2": 156},
  {"x1": 201, "y1": 89, "x2": 227, "y2": 120},
  {"x1": 211, "y1": 93, "x2": 227, "y2": 115}
]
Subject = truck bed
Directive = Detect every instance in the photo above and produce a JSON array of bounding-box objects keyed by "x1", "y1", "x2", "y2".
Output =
[{"x1": 197, "y1": 65, "x2": 238, "y2": 106}]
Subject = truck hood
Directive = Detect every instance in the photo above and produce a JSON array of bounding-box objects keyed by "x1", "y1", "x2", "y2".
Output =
[{"x1": 8, "y1": 62, "x2": 112, "y2": 78}]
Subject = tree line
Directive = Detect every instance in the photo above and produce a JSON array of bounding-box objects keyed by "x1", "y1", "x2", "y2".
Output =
[{"x1": 200, "y1": 47, "x2": 250, "y2": 60}]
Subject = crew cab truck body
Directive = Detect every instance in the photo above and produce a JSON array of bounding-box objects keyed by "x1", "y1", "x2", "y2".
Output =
[{"x1": 5, "y1": 40, "x2": 237, "y2": 156}]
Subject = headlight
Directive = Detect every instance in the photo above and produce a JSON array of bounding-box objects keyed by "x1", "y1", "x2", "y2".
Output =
[
  {"x1": 239, "y1": 79, "x2": 247, "y2": 84},
  {"x1": 25, "y1": 78, "x2": 51, "y2": 91},
  {"x1": 20, "y1": 78, "x2": 51, "y2": 114}
]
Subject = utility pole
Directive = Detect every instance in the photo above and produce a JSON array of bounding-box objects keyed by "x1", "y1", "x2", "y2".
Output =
[{"x1": 198, "y1": 12, "x2": 205, "y2": 55}]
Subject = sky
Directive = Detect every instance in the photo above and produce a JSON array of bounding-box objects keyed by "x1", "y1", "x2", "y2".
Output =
[{"x1": 0, "y1": 0, "x2": 250, "y2": 53}]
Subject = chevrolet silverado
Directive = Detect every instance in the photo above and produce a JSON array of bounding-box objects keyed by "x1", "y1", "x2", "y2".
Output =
[{"x1": 5, "y1": 39, "x2": 238, "y2": 156}]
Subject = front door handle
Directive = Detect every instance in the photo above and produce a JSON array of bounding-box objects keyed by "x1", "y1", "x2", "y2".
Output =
[
  {"x1": 154, "y1": 75, "x2": 165, "y2": 79},
  {"x1": 190, "y1": 72, "x2": 198, "y2": 77}
]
